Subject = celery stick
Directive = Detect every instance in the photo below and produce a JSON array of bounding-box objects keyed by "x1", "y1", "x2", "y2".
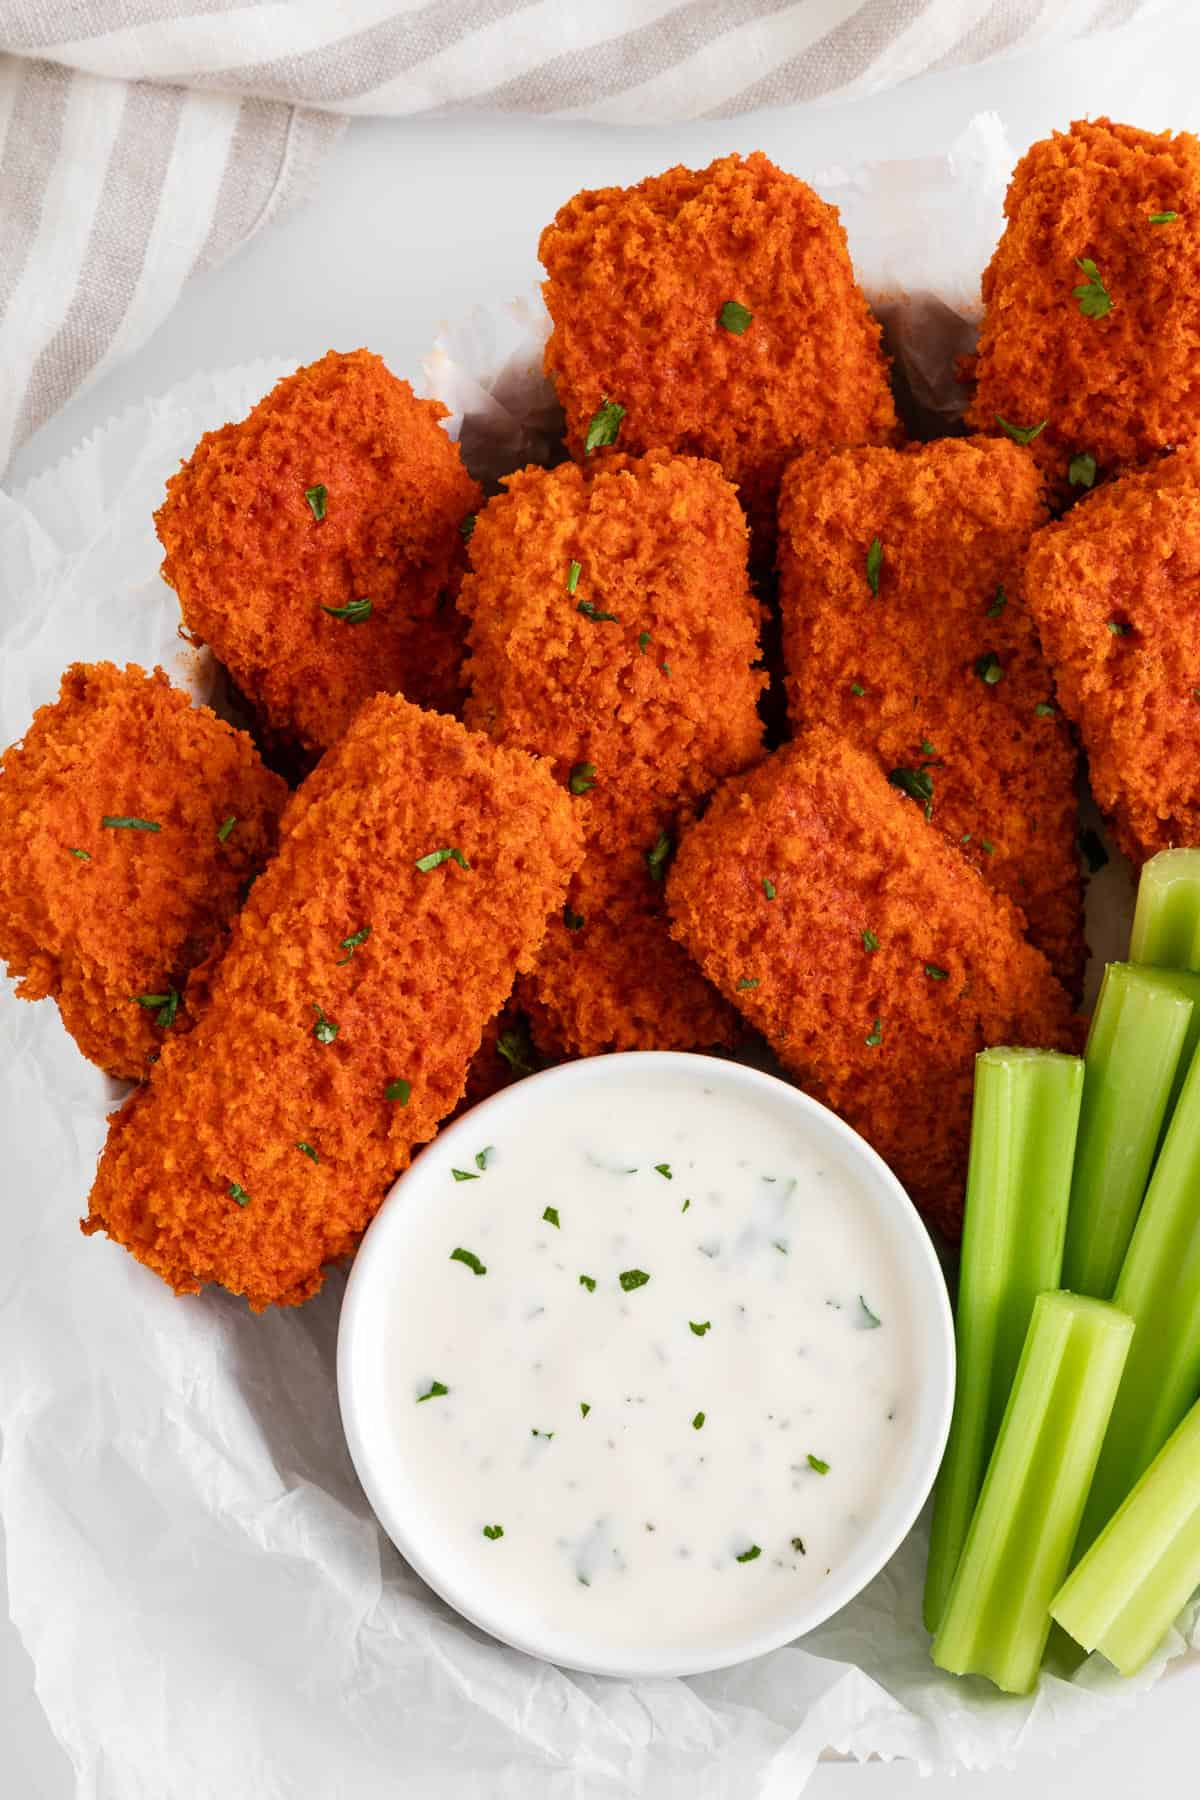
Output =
[
  {"x1": 1053, "y1": 1395, "x2": 1200, "y2": 1675},
  {"x1": 1129, "y1": 848, "x2": 1200, "y2": 971},
  {"x1": 1076, "y1": 1040, "x2": 1200, "y2": 1554},
  {"x1": 1061, "y1": 964, "x2": 1196, "y2": 1299},
  {"x1": 930, "y1": 1292, "x2": 1133, "y2": 1694},
  {"x1": 923, "y1": 1048, "x2": 1084, "y2": 1634}
]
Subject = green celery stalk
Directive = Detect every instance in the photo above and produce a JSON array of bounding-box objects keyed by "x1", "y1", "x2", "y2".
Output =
[
  {"x1": 930, "y1": 1291, "x2": 1133, "y2": 1694},
  {"x1": 1053, "y1": 1394, "x2": 1200, "y2": 1675},
  {"x1": 1129, "y1": 848, "x2": 1200, "y2": 971},
  {"x1": 923, "y1": 1048, "x2": 1084, "y2": 1634},
  {"x1": 1076, "y1": 1039, "x2": 1200, "y2": 1555},
  {"x1": 1061, "y1": 964, "x2": 1196, "y2": 1299}
]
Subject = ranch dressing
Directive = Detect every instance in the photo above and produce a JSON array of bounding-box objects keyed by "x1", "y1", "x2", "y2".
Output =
[{"x1": 375, "y1": 1067, "x2": 918, "y2": 1657}]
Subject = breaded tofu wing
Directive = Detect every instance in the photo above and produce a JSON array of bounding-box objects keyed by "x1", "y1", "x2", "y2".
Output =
[
  {"x1": 539, "y1": 152, "x2": 898, "y2": 546},
  {"x1": 666, "y1": 730, "x2": 1078, "y2": 1239},
  {"x1": 1024, "y1": 445, "x2": 1200, "y2": 865},
  {"x1": 965, "y1": 118, "x2": 1200, "y2": 495},
  {"x1": 0, "y1": 663, "x2": 286, "y2": 1080},
  {"x1": 459, "y1": 451, "x2": 765, "y2": 1053},
  {"x1": 155, "y1": 350, "x2": 481, "y2": 756},
  {"x1": 778, "y1": 438, "x2": 1084, "y2": 992},
  {"x1": 83, "y1": 695, "x2": 584, "y2": 1309}
]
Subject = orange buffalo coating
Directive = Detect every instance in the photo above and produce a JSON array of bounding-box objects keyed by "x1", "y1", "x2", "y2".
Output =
[
  {"x1": 1024, "y1": 444, "x2": 1200, "y2": 865},
  {"x1": 155, "y1": 350, "x2": 481, "y2": 756},
  {"x1": 83, "y1": 695, "x2": 583, "y2": 1309},
  {"x1": 459, "y1": 451, "x2": 765, "y2": 1054},
  {"x1": 540, "y1": 152, "x2": 899, "y2": 546},
  {"x1": 0, "y1": 663, "x2": 286, "y2": 1080},
  {"x1": 778, "y1": 438, "x2": 1084, "y2": 993},
  {"x1": 666, "y1": 730, "x2": 1078, "y2": 1239},
  {"x1": 965, "y1": 118, "x2": 1200, "y2": 495}
]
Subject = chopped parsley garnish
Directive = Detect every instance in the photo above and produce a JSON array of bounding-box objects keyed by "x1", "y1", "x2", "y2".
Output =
[
  {"x1": 791, "y1": 1536, "x2": 807, "y2": 1554},
  {"x1": 807, "y1": 1454, "x2": 830, "y2": 1474},
  {"x1": 102, "y1": 815, "x2": 159, "y2": 831},
  {"x1": 577, "y1": 599, "x2": 618, "y2": 623},
  {"x1": 311, "y1": 1003, "x2": 338, "y2": 1044},
  {"x1": 681, "y1": 1198, "x2": 691, "y2": 1213},
  {"x1": 1149, "y1": 211, "x2": 1178, "y2": 224},
  {"x1": 981, "y1": 839, "x2": 995, "y2": 855},
  {"x1": 996, "y1": 415, "x2": 1047, "y2": 446},
  {"x1": 569, "y1": 761, "x2": 597, "y2": 794},
  {"x1": 579, "y1": 1274, "x2": 597, "y2": 1292},
  {"x1": 619, "y1": 1268, "x2": 651, "y2": 1291},
  {"x1": 296, "y1": 1141, "x2": 319, "y2": 1162},
  {"x1": 924, "y1": 964, "x2": 949, "y2": 981},
  {"x1": 68, "y1": 847, "x2": 91, "y2": 859},
  {"x1": 475, "y1": 1147, "x2": 493, "y2": 1171},
  {"x1": 644, "y1": 829, "x2": 673, "y2": 882},
  {"x1": 888, "y1": 765, "x2": 934, "y2": 819},
  {"x1": 1069, "y1": 452, "x2": 1097, "y2": 489},
  {"x1": 482, "y1": 1523, "x2": 503, "y2": 1539},
  {"x1": 762, "y1": 877, "x2": 777, "y2": 900},
  {"x1": 304, "y1": 484, "x2": 327, "y2": 521},
  {"x1": 217, "y1": 816, "x2": 237, "y2": 843},
  {"x1": 661, "y1": 661, "x2": 672, "y2": 676},
  {"x1": 460, "y1": 513, "x2": 476, "y2": 541},
  {"x1": 450, "y1": 1247, "x2": 487, "y2": 1276},
  {"x1": 638, "y1": 631, "x2": 651, "y2": 653},
  {"x1": 692, "y1": 1412, "x2": 706, "y2": 1430},
  {"x1": 1107, "y1": 619, "x2": 1131, "y2": 636},
  {"x1": 580, "y1": 1402, "x2": 591, "y2": 1418},
  {"x1": 862, "y1": 928, "x2": 880, "y2": 953},
  {"x1": 986, "y1": 585, "x2": 1007, "y2": 618},
  {"x1": 543, "y1": 1206, "x2": 560, "y2": 1228},
  {"x1": 654, "y1": 1163, "x2": 672, "y2": 1179},
  {"x1": 322, "y1": 598, "x2": 372, "y2": 622},
  {"x1": 1073, "y1": 257, "x2": 1113, "y2": 318},
  {"x1": 920, "y1": 739, "x2": 937, "y2": 757},
  {"x1": 1036, "y1": 700, "x2": 1058, "y2": 718},
  {"x1": 865, "y1": 536, "x2": 883, "y2": 596},
  {"x1": 338, "y1": 924, "x2": 371, "y2": 963},
  {"x1": 384, "y1": 1078, "x2": 411, "y2": 1105},
  {"x1": 131, "y1": 988, "x2": 179, "y2": 1028},
  {"x1": 451, "y1": 1168, "x2": 479, "y2": 1182},
  {"x1": 850, "y1": 681, "x2": 865, "y2": 696},
  {"x1": 689, "y1": 1320, "x2": 711, "y2": 1336},
  {"x1": 865, "y1": 1017, "x2": 883, "y2": 1048},
  {"x1": 417, "y1": 1380, "x2": 449, "y2": 1402},
  {"x1": 584, "y1": 398, "x2": 625, "y2": 453},
  {"x1": 1079, "y1": 828, "x2": 1109, "y2": 872},
  {"x1": 718, "y1": 299, "x2": 753, "y2": 334},
  {"x1": 735, "y1": 1544, "x2": 762, "y2": 1563},
  {"x1": 736, "y1": 976, "x2": 759, "y2": 991},
  {"x1": 496, "y1": 1025, "x2": 534, "y2": 1075},
  {"x1": 566, "y1": 559, "x2": 582, "y2": 594},
  {"x1": 563, "y1": 904, "x2": 585, "y2": 931},
  {"x1": 531, "y1": 1428, "x2": 555, "y2": 1440},
  {"x1": 228, "y1": 1182, "x2": 251, "y2": 1207},
  {"x1": 974, "y1": 650, "x2": 1004, "y2": 685},
  {"x1": 415, "y1": 845, "x2": 469, "y2": 872},
  {"x1": 859, "y1": 1295, "x2": 882, "y2": 1328}
]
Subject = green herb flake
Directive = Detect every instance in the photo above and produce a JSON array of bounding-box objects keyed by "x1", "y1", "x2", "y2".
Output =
[
  {"x1": 692, "y1": 1411, "x2": 706, "y2": 1430},
  {"x1": 1073, "y1": 256, "x2": 1114, "y2": 319},
  {"x1": 578, "y1": 598, "x2": 619, "y2": 623},
  {"x1": 475, "y1": 1147, "x2": 493, "y2": 1171},
  {"x1": 736, "y1": 976, "x2": 759, "y2": 991},
  {"x1": 718, "y1": 299, "x2": 753, "y2": 335},
  {"x1": 579, "y1": 1401, "x2": 591, "y2": 1418},
  {"x1": 304, "y1": 484, "x2": 327, "y2": 521},
  {"x1": 584, "y1": 398, "x2": 625, "y2": 453},
  {"x1": 638, "y1": 631, "x2": 651, "y2": 653},
  {"x1": 644, "y1": 829, "x2": 673, "y2": 883},
  {"x1": 1035, "y1": 700, "x2": 1058, "y2": 719},
  {"x1": 131, "y1": 987, "x2": 180, "y2": 1029},
  {"x1": 563, "y1": 904, "x2": 585, "y2": 931},
  {"x1": 1149, "y1": 211, "x2": 1179, "y2": 224},
  {"x1": 888, "y1": 765, "x2": 934, "y2": 819},
  {"x1": 531, "y1": 1428, "x2": 555, "y2": 1440},
  {"x1": 322, "y1": 598, "x2": 372, "y2": 623},
  {"x1": 865, "y1": 536, "x2": 883, "y2": 596},
  {"x1": 415, "y1": 845, "x2": 470, "y2": 872},
  {"x1": 215, "y1": 816, "x2": 238, "y2": 844},
  {"x1": 807, "y1": 1453, "x2": 830, "y2": 1474},
  {"x1": 417, "y1": 1380, "x2": 449, "y2": 1403},
  {"x1": 860, "y1": 1294, "x2": 882, "y2": 1328},
  {"x1": 619, "y1": 1268, "x2": 651, "y2": 1292},
  {"x1": 654, "y1": 1163, "x2": 672, "y2": 1179},
  {"x1": 762, "y1": 877, "x2": 777, "y2": 900},
  {"x1": 660, "y1": 661, "x2": 672, "y2": 676},
  {"x1": 228, "y1": 1182, "x2": 252, "y2": 1207},
  {"x1": 579, "y1": 1274, "x2": 597, "y2": 1292},
  {"x1": 736, "y1": 1543, "x2": 762, "y2": 1563},
  {"x1": 566, "y1": 559, "x2": 582, "y2": 594},
  {"x1": 1068, "y1": 452, "x2": 1097, "y2": 489},
  {"x1": 68, "y1": 847, "x2": 91, "y2": 860},
  {"x1": 791, "y1": 1536, "x2": 807, "y2": 1554},
  {"x1": 974, "y1": 650, "x2": 1004, "y2": 686},
  {"x1": 1079, "y1": 828, "x2": 1109, "y2": 872},
  {"x1": 924, "y1": 963, "x2": 949, "y2": 981},
  {"x1": 451, "y1": 1168, "x2": 479, "y2": 1183},
  {"x1": 986, "y1": 585, "x2": 1007, "y2": 618},
  {"x1": 681, "y1": 1198, "x2": 691, "y2": 1213},
  {"x1": 496, "y1": 1026, "x2": 534, "y2": 1075},
  {"x1": 860, "y1": 928, "x2": 880, "y2": 955},
  {"x1": 568, "y1": 761, "x2": 597, "y2": 795},
  {"x1": 450, "y1": 1247, "x2": 487, "y2": 1276},
  {"x1": 482, "y1": 1523, "x2": 503, "y2": 1539},
  {"x1": 311, "y1": 1003, "x2": 338, "y2": 1045},
  {"x1": 996, "y1": 415, "x2": 1047, "y2": 446},
  {"x1": 920, "y1": 739, "x2": 937, "y2": 757},
  {"x1": 543, "y1": 1206, "x2": 560, "y2": 1228},
  {"x1": 981, "y1": 839, "x2": 995, "y2": 855},
  {"x1": 337, "y1": 923, "x2": 371, "y2": 964},
  {"x1": 865, "y1": 1017, "x2": 883, "y2": 1048},
  {"x1": 102, "y1": 815, "x2": 160, "y2": 832},
  {"x1": 1107, "y1": 619, "x2": 1131, "y2": 636},
  {"x1": 296, "y1": 1140, "x2": 319, "y2": 1163},
  {"x1": 460, "y1": 513, "x2": 476, "y2": 541},
  {"x1": 850, "y1": 681, "x2": 865, "y2": 696},
  {"x1": 384, "y1": 1078, "x2": 411, "y2": 1105}
]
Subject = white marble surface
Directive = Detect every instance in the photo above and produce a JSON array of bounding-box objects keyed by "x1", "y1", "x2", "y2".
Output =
[{"x1": 5, "y1": 8, "x2": 1200, "y2": 1790}]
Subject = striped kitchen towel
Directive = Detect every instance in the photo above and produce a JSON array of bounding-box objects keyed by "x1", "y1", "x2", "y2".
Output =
[{"x1": 0, "y1": 0, "x2": 1173, "y2": 477}]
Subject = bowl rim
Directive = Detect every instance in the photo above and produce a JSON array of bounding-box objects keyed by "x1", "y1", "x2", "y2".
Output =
[{"x1": 337, "y1": 1049, "x2": 956, "y2": 1680}]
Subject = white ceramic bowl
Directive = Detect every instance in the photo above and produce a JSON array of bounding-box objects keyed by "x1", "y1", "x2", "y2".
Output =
[{"x1": 337, "y1": 1051, "x2": 956, "y2": 1679}]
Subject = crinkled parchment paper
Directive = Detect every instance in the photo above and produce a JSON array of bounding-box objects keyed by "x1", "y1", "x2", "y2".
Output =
[{"x1": 1, "y1": 120, "x2": 1196, "y2": 1800}]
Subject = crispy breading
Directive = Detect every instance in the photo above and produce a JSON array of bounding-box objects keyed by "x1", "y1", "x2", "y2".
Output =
[
  {"x1": 1024, "y1": 444, "x2": 1200, "y2": 865},
  {"x1": 0, "y1": 663, "x2": 286, "y2": 1080},
  {"x1": 666, "y1": 730, "x2": 1078, "y2": 1239},
  {"x1": 539, "y1": 152, "x2": 899, "y2": 545},
  {"x1": 155, "y1": 350, "x2": 481, "y2": 756},
  {"x1": 459, "y1": 451, "x2": 765, "y2": 1051},
  {"x1": 778, "y1": 438, "x2": 1084, "y2": 992},
  {"x1": 82, "y1": 695, "x2": 584, "y2": 1309},
  {"x1": 965, "y1": 118, "x2": 1200, "y2": 495}
]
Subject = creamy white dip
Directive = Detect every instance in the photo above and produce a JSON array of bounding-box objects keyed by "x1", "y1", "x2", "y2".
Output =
[{"x1": 365, "y1": 1065, "x2": 920, "y2": 1660}]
